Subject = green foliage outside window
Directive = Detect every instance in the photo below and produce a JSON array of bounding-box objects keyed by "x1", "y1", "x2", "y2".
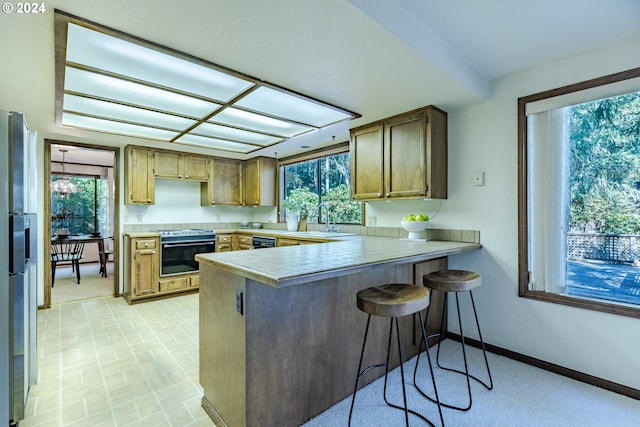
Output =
[
  {"x1": 51, "y1": 176, "x2": 108, "y2": 234},
  {"x1": 569, "y1": 92, "x2": 640, "y2": 234},
  {"x1": 281, "y1": 152, "x2": 362, "y2": 224}
]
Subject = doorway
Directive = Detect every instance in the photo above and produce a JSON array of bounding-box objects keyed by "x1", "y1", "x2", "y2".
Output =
[{"x1": 45, "y1": 140, "x2": 120, "y2": 307}]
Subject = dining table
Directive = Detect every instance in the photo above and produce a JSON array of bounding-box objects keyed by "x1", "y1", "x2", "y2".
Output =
[{"x1": 51, "y1": 234, "x2": 107, "y2": 277}]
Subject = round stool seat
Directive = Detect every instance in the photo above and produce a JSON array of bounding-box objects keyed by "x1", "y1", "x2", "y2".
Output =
[
  {"x1": 357, "y1": 284, "x2": 430, "y2": 318},
  {"x1": 423, "y1": 270, "x2": 481, "y2": 292}
]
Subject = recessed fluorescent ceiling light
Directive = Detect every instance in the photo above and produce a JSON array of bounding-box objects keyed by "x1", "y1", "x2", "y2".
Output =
[
  {"x1": 58, "y1": 17, "x2": 359, "y2": 154},
  {"x1": 62, "y1": 113, "x2": 180, "y2": 140}
]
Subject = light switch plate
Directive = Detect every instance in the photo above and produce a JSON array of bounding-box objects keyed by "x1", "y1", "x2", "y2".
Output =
[{"x1": 473, "y1": 170, "x2": 485, "y2": 186}]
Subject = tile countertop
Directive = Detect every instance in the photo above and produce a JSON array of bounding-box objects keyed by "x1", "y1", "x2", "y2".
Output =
[{"x1": 195, "y1": 235, "x2": 482, "y2": 288}]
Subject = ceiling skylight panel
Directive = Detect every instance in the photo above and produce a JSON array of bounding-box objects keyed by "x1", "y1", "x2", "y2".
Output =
[
  {"x1": 193, "y1": 122, "x2": 282, "y2": 146},
  {"x1": 63, "y1": 94, "x2": 196, "y2": 130},
  {"x1": 64, "y1": 67, "x2": 220, "y2": 118},
  {"x1": 235, "y1": 86, "x2": 353, "y2": 127},
  {"x1": 62, "y1": 113, "x2": 180, "y2": 140},
  {"x1": 211, "y1": 107, "x2": 313, "y2": 137},
  {"x1": 175, "y1": 134, "x2": 258, "y2": 153},
  {"x1": 66, "y1": 23, "x2": 254, "y2": 102}
]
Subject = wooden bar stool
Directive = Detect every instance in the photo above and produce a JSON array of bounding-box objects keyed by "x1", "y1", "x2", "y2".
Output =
[
  {"x1": 349, "y1": 284, "x2": 444, "y2": 427},
  {"x1": 414, "y1": 270, "x2": 493, "y2": 412}
]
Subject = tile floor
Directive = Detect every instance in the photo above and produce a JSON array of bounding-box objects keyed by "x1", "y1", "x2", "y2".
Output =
[{"x1": 21, "y1": 294, "x2": 215, "y2": 427}]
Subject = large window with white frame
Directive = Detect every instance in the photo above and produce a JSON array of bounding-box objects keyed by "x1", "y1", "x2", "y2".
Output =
[{"x1": 518, "y1": 68, "x2": 640, "y2": 318}]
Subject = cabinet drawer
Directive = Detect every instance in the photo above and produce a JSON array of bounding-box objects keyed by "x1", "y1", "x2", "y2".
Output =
[
  {"x1": 189, "y1": 275, "x2": 200, "y2": 287},
  {"x1": 136, "y1": 239, "x2": 157, "y2": 249},
  {"x1": 237, "y1": 235, "x2": 252, "y2": 245},
  {"x1": 217, "y1": 234, "x2": 232, "y2": 243},
  {"x1": 159, "y1": 277, "x2": 188, "y2": 292}
]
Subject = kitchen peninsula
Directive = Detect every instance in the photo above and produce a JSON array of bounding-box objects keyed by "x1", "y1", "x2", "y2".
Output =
[{"x1": 196, "y1": 233, "x2": 481, "y2": 427}]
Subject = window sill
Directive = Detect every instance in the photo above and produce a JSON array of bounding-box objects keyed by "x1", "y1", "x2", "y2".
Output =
[{"x1": 519, "y1": 288, "x2": 640, "y2": 319}]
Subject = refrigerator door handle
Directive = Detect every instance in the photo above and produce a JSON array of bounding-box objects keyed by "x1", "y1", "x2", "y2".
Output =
[{"x1": 9, "y1": 214, "x2": 26, "y2": 275}]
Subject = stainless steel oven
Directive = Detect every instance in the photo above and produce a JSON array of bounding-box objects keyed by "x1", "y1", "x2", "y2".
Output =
[{"x1": 159, "y1": 229, "x2": 215, "y2": 277}]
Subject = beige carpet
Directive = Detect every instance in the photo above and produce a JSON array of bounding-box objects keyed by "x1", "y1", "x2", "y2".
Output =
[{"x1": 51, "y1": 261, "x2": 115, "y2": 304}]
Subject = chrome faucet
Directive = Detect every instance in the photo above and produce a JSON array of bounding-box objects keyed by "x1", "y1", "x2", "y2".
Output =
[{"x1": 316, "y1": 203, "x2": 340, "y2": 233}]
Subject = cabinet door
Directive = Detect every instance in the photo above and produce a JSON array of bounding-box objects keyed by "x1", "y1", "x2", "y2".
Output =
[
  {"x1": 350, "y1": 124, "x2": 384, "y2": 200},
  {"x1": 126, "y1": 147, "x2": 155, "y2": 204},
  {"x1": 154, "y1": 151, "x2": 181, "y2": 179},
  {"x1": 414, "y1": 257, "x2": 447, "y2": 345},
  {"x1": 245, "y1": 157, "x2": 276, "y2": 206},
  {"x1": 384, "y1": 111, "x2": 427, "y2": 198},
  {"x1": 183, "y1": 155, "x2": 209, "y2": 181},
  {"x1": 133, "y1": 246, "x2": 158, "y2": 296},
  {"x1": 202, "y1": 158, "x2": 243, "y2": 205}
]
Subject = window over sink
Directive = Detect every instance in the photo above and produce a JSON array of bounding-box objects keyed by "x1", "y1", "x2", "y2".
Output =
[{"x1": 279, "y1": 144, "x2": 363, "y2": 225}]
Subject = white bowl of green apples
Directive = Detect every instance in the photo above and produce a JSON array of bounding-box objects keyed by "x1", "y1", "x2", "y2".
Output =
[{"x1": 401, "y1": 214, "x2": 429, "y2": 239}]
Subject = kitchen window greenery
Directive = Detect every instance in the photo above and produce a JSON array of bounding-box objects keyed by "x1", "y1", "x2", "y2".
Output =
[
  {"x1": 51, "y1": 175, "x2": 110, "y2": 236},
  {"x1": 279, "y1": 147, "x2": 363, "y2": 225},
  {"x1": 518, "y1": 67, "x2": 640, "y2": 318}
]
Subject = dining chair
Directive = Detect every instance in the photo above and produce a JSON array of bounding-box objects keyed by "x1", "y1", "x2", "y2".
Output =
[
  {"x1": 99, "y1": 237, "x2": 114, "y2": 278},
  {"x1": 51, "y1": 240, "x2": 85, "y2": 286}
]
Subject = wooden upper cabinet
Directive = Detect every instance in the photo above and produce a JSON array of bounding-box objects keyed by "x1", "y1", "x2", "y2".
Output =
[
  {"x1": 350, "y1": 105, "x2": 447, "y2": 200},
  {"x1": 201, "y1": 158, "x2": 244, "y2": 206},
  {"x1": 350, "y1": 124, "x2": 384, "y2": 200},
  {"x1": 183, "y1": 155, "x2": 209, "y2": 181},
  {"x1": 244, "y1": 157, "x2": 276, "y2": 206},
  {"x1": 155, "y1": 151, "x2": 209, "y2": 181},
  {"x1": 154, "y1": 151, "x2": 181, "y2": 179},
  {"x1": 126, "y1": 146, "x2": 155, "y2": 204}
]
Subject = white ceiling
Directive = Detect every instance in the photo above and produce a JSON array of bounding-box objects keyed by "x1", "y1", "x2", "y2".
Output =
[{"x1": 27, "y1": 0, "x2": 640, "y2": 160}]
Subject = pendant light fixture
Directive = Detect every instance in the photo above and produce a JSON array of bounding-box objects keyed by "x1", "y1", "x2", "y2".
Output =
[{"x1": 51, "y1": 149, "x2": 78, "y2": 196}]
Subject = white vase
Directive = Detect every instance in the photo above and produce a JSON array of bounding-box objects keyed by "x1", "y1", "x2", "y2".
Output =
[{"x1": 286, "y1": 213, "x2": 299, "y2": 231}]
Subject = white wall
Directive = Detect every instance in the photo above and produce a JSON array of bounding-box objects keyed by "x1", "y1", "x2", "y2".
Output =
[
  {"x1": 455, "y1": 35, "x2": 640, "y2": 391},
  {"x1": 369, "y1": 35, "x2": 640, "y2": 390},
  {"x1": 122, "y1": 179, "x2": 277, "y2": 226}
]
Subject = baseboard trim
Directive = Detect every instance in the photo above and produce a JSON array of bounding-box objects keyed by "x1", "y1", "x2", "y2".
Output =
[{"x1": 446, "y1": 332, "x2": 640, "y2": 401}]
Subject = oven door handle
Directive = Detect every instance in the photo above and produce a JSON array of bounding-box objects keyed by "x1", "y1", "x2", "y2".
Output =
[{"x1": 162, "y1": 241, "x2": 215, "y2": 248}]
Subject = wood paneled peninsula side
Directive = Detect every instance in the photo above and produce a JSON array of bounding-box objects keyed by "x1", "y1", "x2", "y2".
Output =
[{"x1": 196, "y1": 235, "x2": 481, "y2": 427}]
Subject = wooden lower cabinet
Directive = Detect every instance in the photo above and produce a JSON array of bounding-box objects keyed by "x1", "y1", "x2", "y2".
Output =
[
  {"x1": 414, "y1": 257, "x2": 448, "y2": 345},
  {"x1": 237, "y1": 235, "x2": 253, "y2": 250},
  {"x1": 216, "y1": 233, "x2": 234, "y2": 252},
  {"x1": 158, "y1": 276, "x2": 189, "y2": 292},
  {"x1": 123, "y1": 235, "x2": 159, "y2": 303},
  {"x1": 199, "y1": 257, "x2": 447, "y2": 427},
  {"x1": 277, "y1": 238, "x2": 307, "y2": 247},
  {"x1": 124, "y1": 233, "x2": 200, "y2": 304},
  {"x1": 189, "y1": 274, "x2": 200, "y2": 287}
]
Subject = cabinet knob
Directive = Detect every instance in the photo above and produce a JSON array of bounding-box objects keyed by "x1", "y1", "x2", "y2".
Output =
[
  {"x1": 386, "y1": 192, "x2": 390, "y2": 197},
  {"x1": 377, "y1": 193, "x2": 382, "y2": 198},
  {"x1": 179, "y1": 175, "x2": 182, "y2": 178},
  {"x1": 185, "y1": 175, "x2": 189, "y2": 179},
  {"x1": 144, "y1": 243, "x2": 149, "y2": 247},
  {"x1": 147, "y1": 198, "x2": 151, "y2": 202}
]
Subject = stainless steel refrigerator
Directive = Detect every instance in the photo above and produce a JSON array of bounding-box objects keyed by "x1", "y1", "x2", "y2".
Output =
[{"x1": 1, "y1": 111, "x2": 38, "y2": 427}]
